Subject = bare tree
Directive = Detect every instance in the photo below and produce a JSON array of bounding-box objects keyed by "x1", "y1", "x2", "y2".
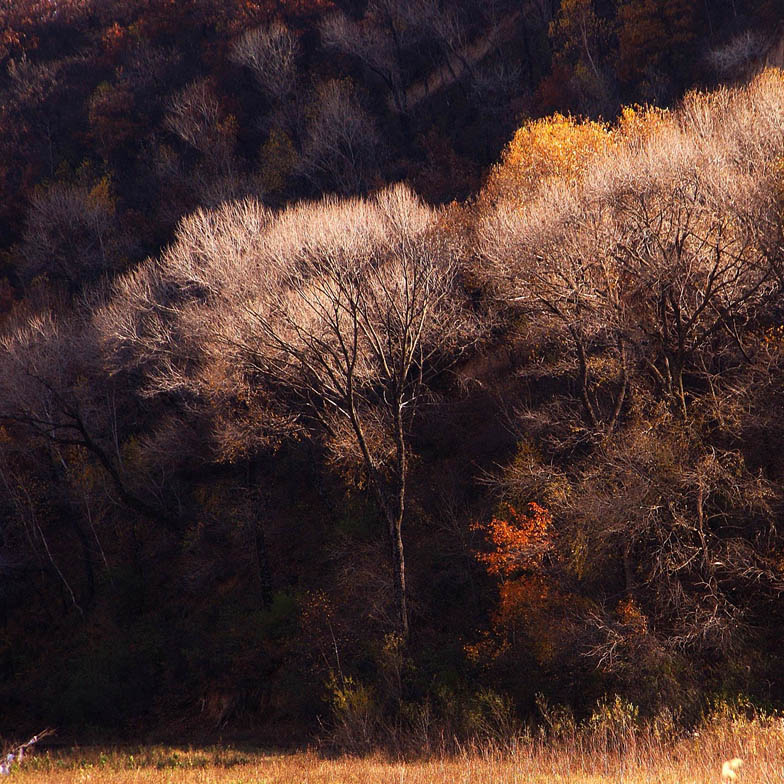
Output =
[
  {"x1": 320, "y1": 0, "x2": 475, "y2": 119},
  {"x1": 479, "y1": 72, "x2": 784, "y2": 428},
  {"x1": 230, "y1": 21, "x2": 305, "y2": 147},
  {"x1": 320, "y1": 5, "x2": 407, "y2": 117},
  {"x1": 480, "y1": 182, "x2": 628, "y2": 435},
  {"x1": 165, "y1": 78, "x2": 236, "y2": 176},
  {"x1": 705, "y1": 29, "x2": 762, "y2": 78},
  {"x1": 3, "y1": 53, "x2": 86, "y2": 178},
  {"x1": 102, "y1": 184, "x2": 471, "y2": 638},
  {"x1": 575, "y1": 419, "x2": 781, "y2": 672},
  {"x1": 320, "y1": 0, "x2": 442, "y2": 118},
  {"x1": 19, "y1": 183, "x2": 128, "y2": 293},
  {"x1": 298, "y1": 78, "x2": 380, "y2": 194},
  {"x1": 0, "y1": 305, "x2": 182, "y2": 535},
  {"x1": 404, "y1": 0, "x2": 475, "y2": 91},
  {"x1": 230, "y1": 22, "x2": 300, "y2": 102}
]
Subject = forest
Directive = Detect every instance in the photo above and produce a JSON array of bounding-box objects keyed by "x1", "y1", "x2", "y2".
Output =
[{"x1": 1, "y1": 0, "x2": 784, "y2": 754}]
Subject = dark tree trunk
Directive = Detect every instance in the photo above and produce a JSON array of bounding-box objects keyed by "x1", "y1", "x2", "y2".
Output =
[
  {"x1": 254, "y1": 520, "x2": 274, "y2": 608},
  {"x1": 248, "y1": 459, "x2": 274, "y2": 608}
]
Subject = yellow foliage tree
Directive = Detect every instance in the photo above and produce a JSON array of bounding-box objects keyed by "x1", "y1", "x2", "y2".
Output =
[
  {"x1": 485, "y1": 112, "x2": 612, "y2": 204},
  {"x1": 613, "y1": 103, "x2": 670, "y2": 146},
  {"x1": 483, "y1": 102, "x2": 677, "y2": 211}
]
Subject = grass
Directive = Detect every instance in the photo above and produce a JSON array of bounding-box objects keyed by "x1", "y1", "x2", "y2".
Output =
[{"x1": 4, "y1": 711, "x2": 784, "y2": 783}]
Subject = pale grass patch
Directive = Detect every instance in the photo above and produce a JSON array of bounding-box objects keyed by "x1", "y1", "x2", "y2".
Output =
[{"x1": 5, "y1": 716, "x2": 784, "y2": 784}]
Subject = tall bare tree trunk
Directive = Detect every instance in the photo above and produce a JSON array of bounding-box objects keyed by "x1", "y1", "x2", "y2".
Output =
[
  {"x1": 390, "y1": 397, "x2": 409, "y2": 639},
  {"x1": 348, "y1": 393, "x2": 410, "y2": 639},
  {"x1": 388, "y1": 504, "x2": 408, "y2": 639}
]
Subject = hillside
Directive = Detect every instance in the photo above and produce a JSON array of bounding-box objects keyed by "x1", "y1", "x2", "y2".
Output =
[{"x1": 0, "y1": 0, "x2": 783, "y2": 747}]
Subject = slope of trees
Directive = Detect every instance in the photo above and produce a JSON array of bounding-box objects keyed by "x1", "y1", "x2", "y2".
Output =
[
  {"x1": 0, "y1": 0, "x2": 779, "y2": 316},
  {"x1": 1, "y1": 0, "x2": 784, "y2": 748},
  {"x1": 470, "y1": 68, "x2": 784, "y2": 710}
]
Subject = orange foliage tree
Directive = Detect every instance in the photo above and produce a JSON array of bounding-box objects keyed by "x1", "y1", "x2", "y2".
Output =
[
  {"x1": 476, "y1": 502, "x2": 555, "y2": 578},
  {"x1": 470, "y1": 503, "x2": 571, "y2": 668}
]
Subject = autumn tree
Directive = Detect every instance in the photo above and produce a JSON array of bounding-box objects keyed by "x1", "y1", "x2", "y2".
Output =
[
  {"x1": 616, "y1": 0, "x2": 701, "y2": 100},
  {"x1": 606, "y1": 75, "x2": 784, "y2": 419},
  {"x1": 101, "y1": 184, "x2": 471, "y2": 638},
  {"x1": 470, "y1": 503, "x2": 572, "y2": 670},
  {"x1": 298, "y1": 78, "x2": 381, "y2": 194},
  {"x1": 88, "y1": 42, "x2": 182, "y2": 162},
  {"x1": 578, "y1": 420, "x2": 780, "y2": 667},
  {"x1": 486, "y1": 409, "x2": 783, "y2": 705},
  {"x1": 482, "y1": 111, "x2": 613, "y2": 205},
  {"x1": 474, "y1": 70, "x2": 784, "y2": 699},
  {"x1": 2, "y1": 54, "x2": 68, "y2": 178},
  {"x1": 479, "y1": 114, "x2": 621, "y2": 435},
  {"x1": 548, "y1": 0, "x2": 614, "y2": 113},
  {"x1": 18, "y1": 181, "x2": 131, "y2": 293},
  {"x1": 0, "y1": 52, "x2": 93, "y2": 241},
  {"x1": 0, "y1": 0, "x2": 92, "y2": 64}
]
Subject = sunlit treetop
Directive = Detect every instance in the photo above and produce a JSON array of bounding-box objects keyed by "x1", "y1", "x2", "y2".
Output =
[{"x1": 484, "y1": 113, "x2": 612, "y2": 203}]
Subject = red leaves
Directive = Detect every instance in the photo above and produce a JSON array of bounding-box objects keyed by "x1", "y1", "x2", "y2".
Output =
[
  {"x1": 471, "y1": 503, "x2": 569, "y2": 665},
  {"x1": 474, "y1": 502, "x2": 555, "y2": 578}
]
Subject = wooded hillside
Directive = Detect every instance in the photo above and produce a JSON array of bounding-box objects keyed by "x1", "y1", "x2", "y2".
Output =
[{"x1": 0, "y1": 0, "x2": 783, "y2": 746}]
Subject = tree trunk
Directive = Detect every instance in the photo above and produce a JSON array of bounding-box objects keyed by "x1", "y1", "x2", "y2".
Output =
[
  {"x1": 675, "y1": 364, "x2": 688, "y2": 420},
  {"x1": 347, "y1": 392, "x2": 410, "y2": 640},
  {"x1": 570, "y1": 326, "x2": 599, "y2": 429},
  {"x1": 69, "y1": 514, "x2": 95, "y2": 607},
  {"x1": 364, "y1": 480, "x2": 409, "y2": 639},
  {"x1": 390, "y1": 398, "x2": 409, "y2": 639},
  {"x1": 254, "y1": 520, "x2": 274, "y2": 608},
  {"x1": 248, "y1": 459, "x2": 274, "y2": 608},
  {"x1": 623, "y1": 541, "x2": 635, "y2": 597},
  {"x1": 388, "y1": 503, "x2": 408, "y2": 639}
]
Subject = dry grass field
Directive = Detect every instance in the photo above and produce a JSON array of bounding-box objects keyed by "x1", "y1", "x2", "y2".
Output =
[{"x1": 5, "y1": 708, "x2": 784, "y2": 784}]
